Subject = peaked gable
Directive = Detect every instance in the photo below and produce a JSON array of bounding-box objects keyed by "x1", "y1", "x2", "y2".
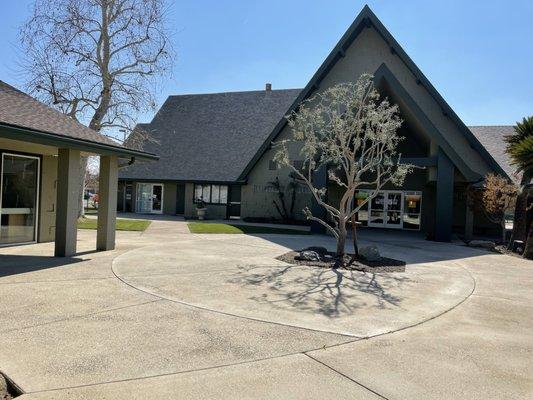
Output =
[{"x1": 239, "y1": 5, "x2": 508, "y2": 181}]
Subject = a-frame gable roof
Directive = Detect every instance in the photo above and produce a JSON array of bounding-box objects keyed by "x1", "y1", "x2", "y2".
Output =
[{"x1": 238, "y1": 5, "x2": 508, "y2": 181}]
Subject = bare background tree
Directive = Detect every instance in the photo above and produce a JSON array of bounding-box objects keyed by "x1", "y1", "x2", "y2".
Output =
[
  {"x1": 274, "y1": 74, "x2": 412, "y2": 258},
  {"x1": 468, "y1": 174, "x2": 518, "y2": 245},
  {"x1": 20, "y1": 0, "x2": 173, "y2": 215}
]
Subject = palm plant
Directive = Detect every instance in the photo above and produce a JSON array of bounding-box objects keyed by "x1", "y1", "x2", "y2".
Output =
[{"x1": 505, "y1": 117, "x2": 533, "y2": 258}]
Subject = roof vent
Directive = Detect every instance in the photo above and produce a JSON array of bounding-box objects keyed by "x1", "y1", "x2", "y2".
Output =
[{"x1": 265, "y1": 83, "x2": 272, "y2": 92}]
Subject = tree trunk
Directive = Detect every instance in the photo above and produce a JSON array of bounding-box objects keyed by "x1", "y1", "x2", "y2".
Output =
[
  {"x1": 501, "y1": 220, "x2": 507, "y2": 245},
  {"x1": 508, "y1": 171, "x2": 531, "y2": 249},
  {"x1": 524, "y1": 220, "x2": 533, "y2": 259},
  {"x1": 524, "y1": 191, "x2": 533, "y2": 259},
  {"x1": 336, "y1": 220, "x2": 347, "y2": 258},
  {"x1": 351, "y1": 214, "x2": 359, "y2": 258}
]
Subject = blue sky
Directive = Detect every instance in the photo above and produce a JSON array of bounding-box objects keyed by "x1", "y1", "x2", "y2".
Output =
[{"x1": 1, "y1": 0, "x2": 532, "y2": 125}]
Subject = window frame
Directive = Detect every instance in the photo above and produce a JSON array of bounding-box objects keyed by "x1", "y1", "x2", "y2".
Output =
[
  {"x1": 193, "y1": 183, "x2": 229, "y2": 205},
  {"x1": 0, "y1": 150, "x2": 42, "y2": 247}
]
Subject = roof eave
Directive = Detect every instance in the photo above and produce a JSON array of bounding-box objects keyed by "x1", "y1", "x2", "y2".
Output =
[{"x1": 0, "y1": 122, "x2": 159, "y2": 161}]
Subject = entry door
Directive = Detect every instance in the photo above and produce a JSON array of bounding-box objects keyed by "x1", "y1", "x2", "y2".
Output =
[
  {"x1": 385, "y1": 191, "x2": 403, "y2": 229},
  {"x1": 227, "y1": 185, "x2": 241, "y2": 219},
  {"x1": 368, "y1": 192, "x2": 385, "y2": 227},
  {"x1": 368, "y1": 191, "x2": 404, "y2": 229},
  {"x1": 136, "y1": 183, "x2": 164, "y2": 214},
  {"x1": 136, "y1": 183, "x2": 152, "y2": 213},
  {"x1": 151, "y1": 184, "x2": 163, "y2": 214}
]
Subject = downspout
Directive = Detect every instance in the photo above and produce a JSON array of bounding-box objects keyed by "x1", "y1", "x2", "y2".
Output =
[{"x1": 118, "y1": 157, "x2": 135, "y2": 170}]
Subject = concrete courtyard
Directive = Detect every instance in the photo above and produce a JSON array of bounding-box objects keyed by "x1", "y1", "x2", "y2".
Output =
[{"x1": 0, "y1": 217, "x2": 531, "y2": 399}]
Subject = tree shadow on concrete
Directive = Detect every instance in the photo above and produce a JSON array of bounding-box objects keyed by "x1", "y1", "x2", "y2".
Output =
[{"x1": 228, "y1": 264, "x2": 411, "y2": 318}]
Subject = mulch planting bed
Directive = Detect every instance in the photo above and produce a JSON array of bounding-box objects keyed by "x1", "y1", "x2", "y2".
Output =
[{"x1": 276, "y1": 248, "x2": 406, "y2": 273}]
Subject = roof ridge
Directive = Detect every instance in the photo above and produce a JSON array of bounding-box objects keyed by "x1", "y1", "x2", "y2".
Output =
[
  {"x1": 167, "y1": 88, "x2": 302, "y2": 98},
  {"x1": 468, "y1": 125, "x2": 514, "y2": 128}
]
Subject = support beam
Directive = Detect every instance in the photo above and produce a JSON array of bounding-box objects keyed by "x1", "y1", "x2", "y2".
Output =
[
  {"x1": 465, "y1": 201, "x2": 474, "y2": 241},
  {"x1": 97, "y1": 155, "x2": 118, "y2": 251},
  {"x1": 55, "y1": 148, "x2": 80, "y2": 257},
  {"x1": 310, "y1": 165, "x2": 328, "y2": 234},
  {"x1": 435, "y1": 149, "x2": 454, "y2": 241}
]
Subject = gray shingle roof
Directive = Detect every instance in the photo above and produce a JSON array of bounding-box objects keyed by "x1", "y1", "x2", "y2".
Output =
[
  {"x1": 0, "y1": 80, "x2": 121, "y2": 147},
  {"x1": 119, "y1": 89, "x2": 301, "y2": 182},
  {"x1": 468, "y1": 126, "x2": 516, "y2": 179},
  {"x1": 118, "y1": 84, "x2": 515, "y2": 183}
]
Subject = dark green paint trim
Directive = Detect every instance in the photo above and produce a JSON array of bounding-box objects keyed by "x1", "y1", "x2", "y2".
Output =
[
  {"x1": 238, "y1": 5, "x2": 508, "y2": 181},
  {"x1": 435, "y1": 149, "x2": 454, "y2": 242},
  {"x1": 401, "y1": 157, "x2": 437, "y2": 167},
  {"x1": 373, "y1": 63, "x2": 478, "y2": 181},
  {"x1": 0, "y1": 122, "x2": 159, "y2": 161},
  {"x1": 119, "y1": 178, "x2": 246, "y2": 185}
]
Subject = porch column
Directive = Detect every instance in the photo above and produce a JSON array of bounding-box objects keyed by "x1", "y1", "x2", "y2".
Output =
[
  {"x1": 435, "y1": 149, "x2": 454, "y2": 241},
  {"x1": 97, "y1": 155, "x2": 118, "y2": 251},
  {"x1": 310, "y1": 165, "x2": 328, "y2": 234},
  {"x1": 55, "y1": 148, "x2": 80, "y2": 257},
  {"x1": 465, "y1": 194, "x2": 474, "y2": 241}
]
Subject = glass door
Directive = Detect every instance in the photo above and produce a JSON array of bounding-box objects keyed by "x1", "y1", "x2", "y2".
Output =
[
  {"x1": 136, "y1": 183, "x2": 152, "y2": 213},
  {"x1": 385, "y1": 191, "x2": 403, "y2": 229},
  {"x1": 151, "y1": 184, "x2": 163, "y2": 214},
  {"x1": 368, "y1": 192, "x2": 385, "y2": 227},
  {"x1": 0, "y1": 153, "x2": 40, "y2": 245},
  {"x1": 368, "y1": 191, "x2": 404, "y2": 229}
]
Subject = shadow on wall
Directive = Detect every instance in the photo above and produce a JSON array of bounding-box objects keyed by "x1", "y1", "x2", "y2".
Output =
[{"x1": 228, "y1": 264, "x2": 409, "y2": 318}]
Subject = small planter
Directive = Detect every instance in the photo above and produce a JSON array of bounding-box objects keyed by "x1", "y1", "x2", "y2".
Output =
[{"x1": 197, "y1": 208, "x2": 207, "y2": 220}]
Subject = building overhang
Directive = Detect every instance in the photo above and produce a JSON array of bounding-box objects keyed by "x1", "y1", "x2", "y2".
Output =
[{"x1": 0, "y1": 122, "x2": 159, "y2": 161}]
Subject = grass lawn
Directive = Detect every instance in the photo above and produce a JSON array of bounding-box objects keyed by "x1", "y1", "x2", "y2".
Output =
[
  {"x1": 187, "y1": 222, "x2": 310, "y2": 235},
  {"x1": 77, "y1": 218, "x2": 151, "y2": 231}
]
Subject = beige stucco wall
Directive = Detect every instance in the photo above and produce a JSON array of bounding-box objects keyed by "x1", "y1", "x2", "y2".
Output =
[
  {"x1": 242, "y1": 25, "x2": 495, "y2": 223},
  {"x1": 39, "y1": 155, "x2": 58, "y2": 242}
]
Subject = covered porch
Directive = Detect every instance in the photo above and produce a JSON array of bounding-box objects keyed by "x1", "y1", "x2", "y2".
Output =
[{"x1": 0, "y1": 128, "x2": 157, "y2": 256}]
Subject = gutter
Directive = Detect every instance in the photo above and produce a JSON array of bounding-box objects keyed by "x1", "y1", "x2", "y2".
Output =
[{"x1": 0, "y1": 122, "x2": 159, "y2": 161}]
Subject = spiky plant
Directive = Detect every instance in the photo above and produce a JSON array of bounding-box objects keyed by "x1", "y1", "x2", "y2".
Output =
[
  {"x1": 505, "y1": 116, "x2": 533, "y2": 258},
  {"x1": 505, "y1": 116, "x2": 533, "y2": 175}
]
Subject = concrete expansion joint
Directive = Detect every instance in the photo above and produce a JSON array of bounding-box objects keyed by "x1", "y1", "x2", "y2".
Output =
[
  {"x1": 16, "y1": 263, "x2": 478, "y2": 397},
  {"x1": 0, "y1": 299, "x2": 164, "y2": 335},
  {"x1": 303, "y1": 353, "x2": 390, "y2": 399}
]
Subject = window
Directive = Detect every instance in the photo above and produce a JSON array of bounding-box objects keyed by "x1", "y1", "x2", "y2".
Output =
[
  {"x1": 194, "y1": 184, "x2": 228, "y2": 204},
  {"x1": 403, "y1": 191, "x2": 422, "y2": 230},
  {"x1": 268, "y1": 160, "x2": 278, "y2": 171}
]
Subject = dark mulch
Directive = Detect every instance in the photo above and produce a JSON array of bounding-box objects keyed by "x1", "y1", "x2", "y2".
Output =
[
  {"x1": 1, "y1": 373, "x2": 20, "y2": 399},
  {"x1": 276, "y1": 247, "x2": 406, "y2": 273}
]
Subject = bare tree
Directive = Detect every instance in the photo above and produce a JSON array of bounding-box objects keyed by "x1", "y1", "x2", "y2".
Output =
[
  {"x1": 20, "y1": 0, "x2": 173, "y2": 214},
  {"x1": 274, "y1": 74, "x2": 412, "y2": 258},
  {"x1": 473, "y1": 174, "x2": 518, "y2": 244}
]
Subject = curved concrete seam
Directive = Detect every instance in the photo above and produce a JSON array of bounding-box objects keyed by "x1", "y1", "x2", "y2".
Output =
[
  {"x1": 23, "y1": 267, "x2": 477, "y2": 396},
  {"x1": 112, "y1": 260, "x2": 359, "y2": 338},
  {"x1": 111, "y1": 244, "x2": 476, "y2": 340},
  {"x1": 314, "y1": 264, "x2": 477, "y2": 349}
]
